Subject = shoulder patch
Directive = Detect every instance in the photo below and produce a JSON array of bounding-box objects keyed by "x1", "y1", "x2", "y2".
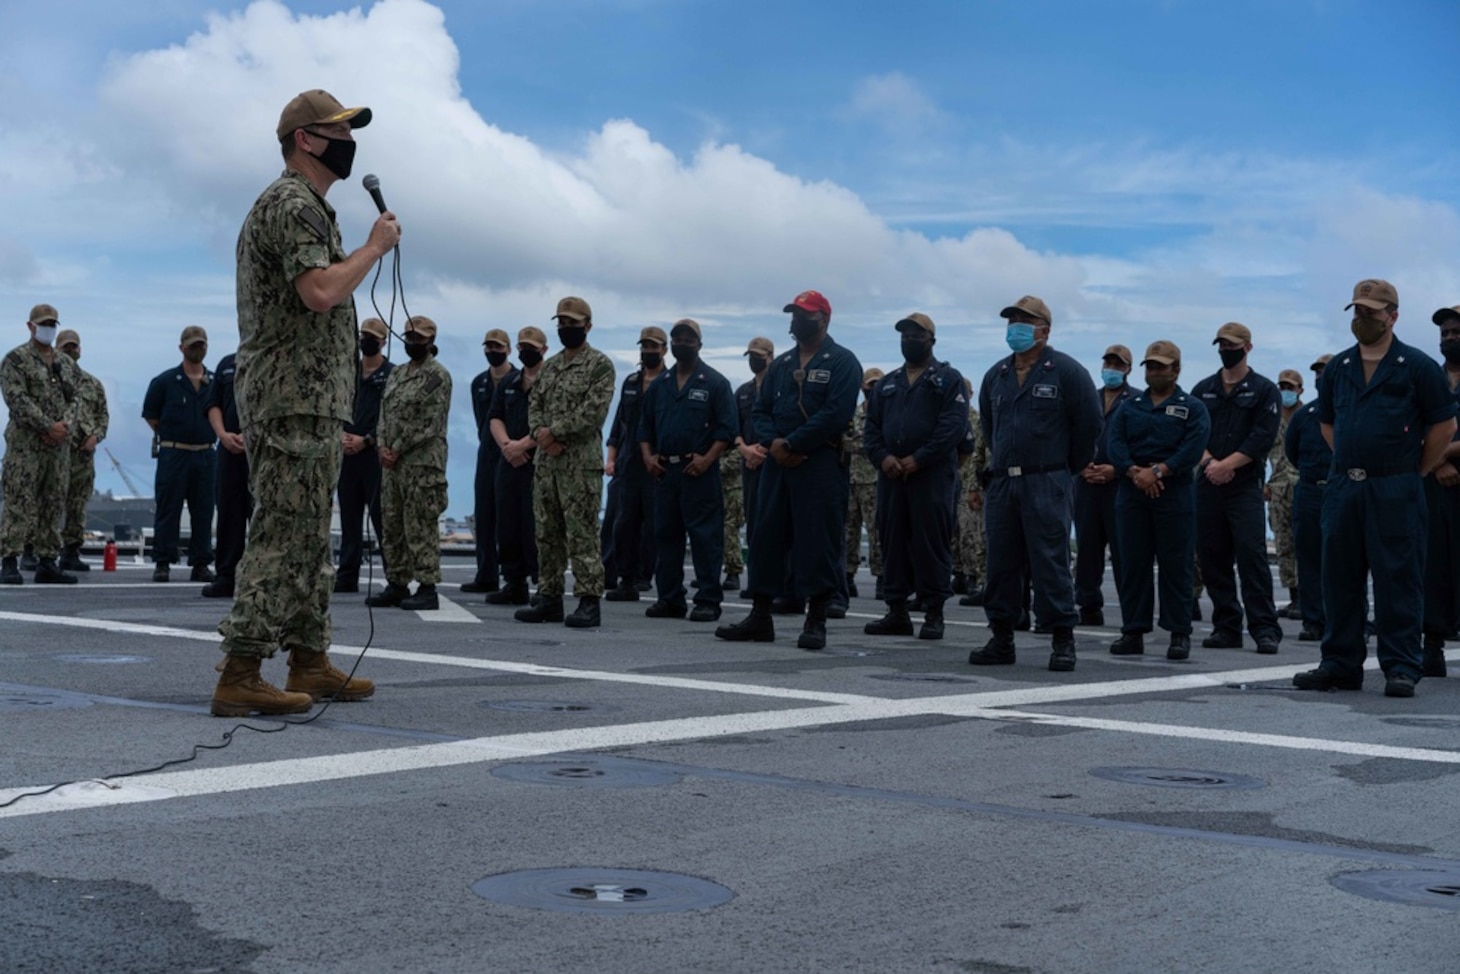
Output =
[{"x1": 296, "y1": 206, "x2": 328, "y2": 242}]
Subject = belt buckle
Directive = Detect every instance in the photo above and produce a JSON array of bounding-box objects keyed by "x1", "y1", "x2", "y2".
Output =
[
  {"x1": 667, "y1": 455, "x2": 683, "y2": 464},
  {"x1": 1347, "y1": 468, "x2": 1367, "y2": 482},
  {"x1": 1008, "y1": 466, "x2": 1023, "y2": 478}
]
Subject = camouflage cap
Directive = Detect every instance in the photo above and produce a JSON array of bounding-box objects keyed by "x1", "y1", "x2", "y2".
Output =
[
  {"x1": 277, "y1": 89, "x2": 372, "y2": 142},
  {"x1": 1346, "y1": 279, "x2": 1398, "y2": 311},
  {"x1": 1102, "y1": 344, "x2": 1133, "y2": 366},
  {"x1": 1140, "y1": 340, "x2": 1181, "y2": 366},
  {"x1": 638, "y1": 326, "x2": 668, "y2": 347},
  {"x1": 482, "y1": 328, "x2": 510, "y2": 348},
  {"x1": 670, "y1": 318, "x2": 701, "y2": 340},
  {"x1": 360, "y1": 317, "x2": 388, "y2": 340},
  {"x1": 1432, "y1": 306, "x2": 1460, "y2": 327},
  {"x1": 405, "y1": 315, "x2": 437, "y2": 340},
  {"x1": 56, "y1": 329, "x2": 80, "y2": 348},
  {"x1": 863, "y1": 367, "x2": 885, "y2": 383},
  {"x1": 180, "y1": 325, "x2": 208, "y2": 346},
  {"x1": 1310, "y1": 353, "x2": 1333, "y2": 371},
  {"x1": 895, "y1": 312, "x2": 936, "y2": 336},
  {"x1": 28, "y1": 303, "x2": 59, "y2": 324},
  {"x1": 518, "y1": 326, "x2": 549, "y2": 350},
  {"x1": 1278, "y1": 369, "x2": 1304, "y2": 389},
  {"x1": 1212, "y1": 322, "x2": 1251, "y2": 346},
  {"x1": 745, "y1": 337, "x2": 774, "y2": 357},
  {"x1": 1000, "y1": 295, "x2": 1052, "y2": 326},
  {"x1": 554, "y1": 296, "x2": 591, "y2": 322}
]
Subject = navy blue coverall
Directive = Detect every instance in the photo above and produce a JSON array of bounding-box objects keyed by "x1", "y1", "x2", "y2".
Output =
[
  {"x1": 469, "y1": 366, "x2": 511, "y2": 588},
  {"x1": 734, "y1": 378, "x2": 762, "y2": 585},
  {"x1": 336, "y1": 358, "x2": 393, "y2": 586},
  {"x1": 749, "y1": 336, "x2": 862, "y2": 601},
  {"x1": 977, "y1": 348, "x2": 1102, "y2": 632},
  {"x1": 864, "y1": 359, "x2": 968, "y2": 604},
  {"x1": 1107, "y1": 386, "x2": 1210, "y2": 636},
  {"x1": 1074, "y1": 383, "x2": 1133, "y2": 613},
  {"x1": 1191, "y1": 368, "x2": 1282, "y2": 643},
  {"x1": 1283, "y1": 401, "x2": 1333, "y2": 634},
  {"x1": 1422, "y1": 375, "x2": 1460, "y2": 643},
  {"x1": 1318, "y1": 338, "x2": 1455, "y2": 683},
  {"x1": 142, "y1": 363, "x2": 215, "y2": 568},
  {"x1": 488, "y1": 369, "x2": 538, "y2": 585},
  {"x1": 204, "y1": 354, "x2": 249, "y2": 585},
  {"x1": 607, "y1": 370, "x2": 657, "y2": 586},
  {"x1": 639, "y1": 363, "x2": 736, "y2": 609}
]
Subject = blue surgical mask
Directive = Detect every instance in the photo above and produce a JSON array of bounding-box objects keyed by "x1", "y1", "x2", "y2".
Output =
[
  {"x1": 1006, "y1": 323, "x2": 1037, "y2": 354},
  {"x1": 1280, "y1": 390, "x2": 1299, "y2": 409},
  {"x1": 1101, "y1": 369, "x2": 1126, "y2": 390}
]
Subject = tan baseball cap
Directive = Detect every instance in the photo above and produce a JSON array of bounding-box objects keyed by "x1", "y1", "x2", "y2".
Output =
[
  {"x1": 1140, "y1": 340, "x2": 1181, "y2": 366},
  {"x1": 1278, "y1": 369, "x2": 1304, "y2": 389},
  {"x1": 1212, "y1": 322, "x2": 1251, "y2": 346},
  {"x1": 745, "y1": 337, "x2": 774, "y2": 357},
  {"x1": 517, "y1": 326, "x2": 548, "y2": 350},
  {"x1": 28, "y1": 303, "x2": 58, "y2": 324},
  {"x1": 1311, "y1": 353, "x2": 1333, "y2": 371},
  {"x1": 1000, "y1": 295, "x2": 1052, "y2": 326},
  {"x1": 553, "y1": 296, "x2": 591, "y2": 322},
  {"x1": 895, "y1": 312, "x2": 936, "y2": 336},
  {"x1": 56, "y1": 329, "x2": 80, "y2": 348},
  {"x1": 277, "y1": 90, "x2": 372, "y2": 142},
  {"x1": 1102, "y1": 344, "x2": 1133, "y2": 366},
  {"x1": 405, "y1": 315, "x2": 437, "y2": 340},
  {"x1": 1346, "y1": 279, "x2": 1398, "y2": 311},
  {"x1": 638, "y1": 326, "x2": 668, "y2": 346},
  {"x1": 1432, "y1": 306, "x2": 1460, "y2": 326},
  {"x1": 863, "y1": 368, "x2": 885, "y2": 383},
  {"x1": 180, "y1": 325, "x2": 208, "y2": 346},
  {"x1": 482, "y1": 328, "x2": 510, "y2": 348},
  {"x1": 670, "y1": 318, "x2": 701, "y2": 340},
  {"x1": 360, "y1": 317, "x2": 388, "y2": 340}
]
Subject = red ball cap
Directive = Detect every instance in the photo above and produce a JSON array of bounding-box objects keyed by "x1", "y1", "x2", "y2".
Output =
[{"x1": 783, "y1": 290, "x2": 831, "y2": 317}]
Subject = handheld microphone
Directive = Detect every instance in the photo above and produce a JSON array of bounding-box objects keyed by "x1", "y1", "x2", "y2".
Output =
[{"x1": 362, "y1": 173, "x2": 388, "y2": 214}]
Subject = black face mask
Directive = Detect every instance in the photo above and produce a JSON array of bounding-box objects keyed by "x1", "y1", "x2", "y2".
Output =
[
  {"x1": 307, "y1": 132, "x2": 356, "y2": 180},
  {"x1": 641, "y1": 352, "x2": 662, "y2": 370},
  {"x1": 486, "y1": 350, "x2": 508, "y2": 367},
  {"x1": 1219, "y1": 348, "x2": 1246, "y2": 370},
  {"x1": 1148, "y1": 374, "x2": 1177, "y2": 394},
  {"x1": 748, "y1": 353, "x2": 768, "y2": 375},
  {"x1": 1441, "y1": 340, "x2": 1460, "y2": 365},
  {"x1": 861, "y1": 385, "x2": 874, "y2": 400},
  {"x1": 901, "y1": 338, "x2": 932, "y2": 366},
  {"x1": 789, "y1": 314, "x2": 821, "y2": 343},
  {"x1": 183, "y1": 346, "x2": 207, "y2": 365},
  {"x1": 404, "y1": 341, "x2": 431, "y2": 362},
  {"x1": 671, "y1": 344, "x2": 699, "y2": 366},
  {"x1": 519, "y1": 347, "x2": 543, "y2": 368},
  {"x1": 359, "y1": 336, "x2": 382, "y2": 357},
  {"x1": 558, "y1": 326, "x2": 587, "y2": 349}
]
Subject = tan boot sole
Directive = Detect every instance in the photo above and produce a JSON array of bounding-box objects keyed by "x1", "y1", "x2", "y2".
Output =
[{"x1": 210, "y1": 697, "x2": 314, "y2": 717}]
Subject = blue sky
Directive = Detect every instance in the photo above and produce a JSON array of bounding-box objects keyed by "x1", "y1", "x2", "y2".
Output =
[{"x1": 1, "y1": 0, "x2": 1457, "y2": 515}]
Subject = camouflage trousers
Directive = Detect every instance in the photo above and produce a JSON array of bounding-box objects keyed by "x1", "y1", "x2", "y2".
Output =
[
  {"x1": 722, "y1": 455, "x2": 744, "y2": 574},
  {"x1": 61, "y1": 447, "x2": 96, "y2": 547},
  {"x1": 1268, "y1": 482, "x2": 1297, "y2": 589},
  {"x1": 218, "y1": 416, "x2": 340, "y2": 659},
  {"x1": 846, "y1": 481, "x2": 881, "y2": 576},
  {"x1": 0, "y1": 438, "x2": 67, "y2": 559},
  {"x1": 533, "y1": 463, "x2": 605, "y2": 598},
  {"x1": 381, "y1": 463, "x2": 448, "y2": 586},
  {"x1": 954, "y1": 495, "x2": 986, "y2": 583}
]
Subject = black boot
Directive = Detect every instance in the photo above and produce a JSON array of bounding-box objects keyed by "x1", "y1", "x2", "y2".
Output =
[
  {"x1": 201, "y1": 577, "x2": 235, "y2": 598},
  {"x1": 1049, "y1": 627, "x2": 1077, "y2": 672},
  {"x1": 400, "y1": 584, "x2": 439, "y2": 610},
  {"x1": 59, "y1": 543, "x2": 90, "y2": 572},
  {"x1": 716, "y1": 597, "x2": 774, "y2": 642},
  {"x1": 959, "y1": 586, "x2": 984, "y2": 607},
  {"x1": 603, "y1": 578, "x2": 640, "y2": 602},
  {"x1": 1109, "y1": 632, "x2": 1144, "y2": 655},
  {"x1": 798, "y1": 595, "x2": 830, "y2": 650},
  {"x1": 565, "y1": 596, "x2": 601, "y2": 628},
  {"x1": 969, "y1": 627, "x2": 1015, "y2": 665},
  {"x1": 190, "y1": 564, "x2": 216, "y2": 583},
  {"x1": 1280, "y1": 587, "x2": 1302, "y2": 620},
  {"x1": 723, "y1": 572, "x2": 741, "y2": 592},
  {"x1": 846, "y1": 573, "x2": 859, "y2": 599},
  {"x1": 486, "y1": 579, "x2": 530, "y2": 605},
  {"x1": 34, "y1": 558, "x2": 78, "y2": 585},
  {"x1": 1167, "y1": 633, "x2": 1191, "y2": 661},
  {"x1": 874, "y1": 577, "x2": 885, "y2": 601},
  {"x1": 20, "y1": 545, "x2": 38, "y2": 572},
  {"x1": 365, "y1": 582, "x2": 410, "y2": 607},
  {"x1": 1423, "y1": 634, "x2": 1448, "y2": 678},
  {"x1": 515, "y1": 594, "x2": 565, "y2": 623},
  {"x1": 952, "y1": 573, "x2": 968, "y2": 595},
  {"x1": 864, "y1": 600, "x2": 914, "y2": 636},
  {"x1": 1, "y1": 556, "x2": 23, "y2": 585},
  {"x1": 918, "y1": 600, "x2": 945, "y2": 640},
  {"x1": 826, "y1": 591, "x2": 848, "y2": 620}
]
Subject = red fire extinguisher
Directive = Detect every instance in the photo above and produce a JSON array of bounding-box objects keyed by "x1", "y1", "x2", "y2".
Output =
[{"x1": 103, "y1": 541, "x2": 118, "y2": 572}]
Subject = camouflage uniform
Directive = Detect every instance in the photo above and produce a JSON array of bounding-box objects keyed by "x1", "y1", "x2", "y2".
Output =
[
  {"x1": 377, "y1": 356, "x2": 452, "y2": 586},
  {"x1": 1267, "y1": 413, "x2": 1298, "y2": 589},
  {"x1": 219, "y1": 170, "x2": 356, "y2": 659},
  {"x1": 0, "y1": 341, "x2": 78, "y2": 559},
  {"x1": 720, "y1": 450, "x2": 744, "y2": 575},
  {"x1": 846, "y1": 400, "x2": 881, "y2": 576},
  {"x1": 529, "y1": 344, "x2": 615, "y2": 598},
  {"x1": 61, "y1": 367, "x2": 109, "y2": 547},
  {"x1": 954, "y1": 406, "x2": 987, "y2": 583}
]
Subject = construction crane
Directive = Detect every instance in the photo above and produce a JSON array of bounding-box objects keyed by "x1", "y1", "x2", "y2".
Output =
[{"x1": 104, "y1": 447, "x2": 146, "y2": 497}]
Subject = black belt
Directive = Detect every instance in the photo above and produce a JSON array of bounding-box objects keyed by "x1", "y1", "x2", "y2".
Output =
[
  {"x1": 1332, "y1": 466, "x2": 1412, "y2": 482},
  {"x1": 659, "y1": 453, "x2": 697, "y2": 465},
  {"x1": 989, "y1": 463, "x2": 1065, "y2": 479}
]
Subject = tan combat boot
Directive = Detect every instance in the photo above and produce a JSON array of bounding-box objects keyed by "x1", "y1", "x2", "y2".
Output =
[
  {"x1": 211, "y1": 656, "x2": 313, "y2": 717},
  {"x1": 285, "y1": 650, "x2": 375, "y2": 702}
]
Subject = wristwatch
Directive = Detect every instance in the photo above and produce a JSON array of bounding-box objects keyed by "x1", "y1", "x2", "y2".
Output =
[{"x1": 1154, "y1": 463, "x2": 1165, "y2": 479}]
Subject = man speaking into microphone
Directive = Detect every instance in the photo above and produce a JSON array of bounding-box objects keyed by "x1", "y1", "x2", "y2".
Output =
[{"x1": 212, "y1": 89, "x2": 401, "y2": 716}]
